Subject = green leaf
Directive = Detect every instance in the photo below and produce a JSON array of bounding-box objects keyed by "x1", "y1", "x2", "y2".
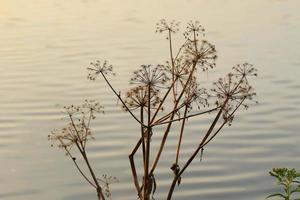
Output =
[{"x1": 266, "y1": 193, "x2": 286, "y2": 199}]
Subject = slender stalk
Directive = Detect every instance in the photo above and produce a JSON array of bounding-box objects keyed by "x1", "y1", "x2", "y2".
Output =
[
  {"x1": 68, "y1": 115, "x2": 85, "y2": 150},
  {"x1": 203, "y1": 98, "x2": 246, "y2": 146},
  {"x1": 82, "y1": 150, "x2": 105, "y2": 200},
  {"x1": 153, "y1": 106, "x2": 220, "y2": 126},
  {"x1": 141, "y1": 107, "x2": 146, "y2": 166},
  {"x1": 150, "y1": 76, "x2": 178, "y2": 124},
  {"x1": 100, "y1": 72, "x2": 145, "y2": 127},
  {"x1": 129, "y1": 138, "x2": 142, "y2": 197},
  {"x1": 152, "y1": 103, "x2": 186, "y2": 125},
  {"x1": 150, "y1": 57, "x2": 199, "y2": 176},
  {"x1": 83, "y1": 111, "x2": 93, "y2": 149},
  {"x1": 58, "y1": 138, "x2": 96, "y2": 188},
  {"x1": 143, "y1": 84, "x2": 152, "y2": 200},
  {"x1": 175, "y1": 105, "x2": 188, "y2": 164},
  {"x1": 167, "y1": 106, "x2": 224, "y2": 200},
  {"x1": 168, "y1": 30, "x2": 176, "y2": 102},
  {"x1": 167, "y1": 95, "x2": 250, "y2": 199}
]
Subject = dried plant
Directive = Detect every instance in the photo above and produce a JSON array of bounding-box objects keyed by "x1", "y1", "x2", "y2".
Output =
[
  {"x1": 51, "y1": 19, "x2": 257, "y2": 200},
  {"x1": 49, "y1": 100, "x2": 114, "y2": 200}
]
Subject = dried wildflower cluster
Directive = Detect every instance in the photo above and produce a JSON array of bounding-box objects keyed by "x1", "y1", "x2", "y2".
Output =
[
  {"x1": 155, "y1": 19, "x2": 180, "y2": 34},
  {"x1": 51, "y1": 19, "x2": 257, "y2": 200},
  {"x1": 49, "y1": 100, "x2": 109, "y2": 200},
  {"x1": 123, "y1": 86, "x2": 161, "y2": 111},
  {"x1": 183, "y1": 80, "x2": 209, "y2": 111},
  {"x1": 211, "y1": 69, "x2": 257, "y2": 125},
  {"x1": 49, "y1": 100, "x2": 103, "y2": 150},
  {"x1": 130, "y1": 64, "x2": 170, "y2": 88},
  {"x1": 49, "y1": 122, "x2": 93, "y2": 150},
  {"x1": 87, "y1": 60, "x2": 115, "y2": 80},
  {"x1": 184, "y1": 20, "x2": 205, "y2": 37},
  {"x1": 83, "y1": 19, "x2": 257, "y2": 200},
  {"x1": 184, "y1": 40, "x2": 217, "y2": 71}
]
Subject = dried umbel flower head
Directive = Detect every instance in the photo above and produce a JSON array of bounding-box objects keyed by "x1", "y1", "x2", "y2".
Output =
[
  {"x1": 48, "y1": 122, "x2": 94, "y2": 151},
  {"x1": 87, "y1": 60, "x2": 115, "y2": 80},
  {"x1": 63, "y1": 104, "x2": 81, "y2": 117},
  {"x1": 82, "y1": 99, "x2": 104, "y2": 119},
  {"x1": 164, "y1": 58, "x2": 191, "y2": 84},
  {"x1": 130, "y1": 64, "x2": 170, "y2": 88},
  {"x1": 184, "y1": 80, "x2": 209, "y2": 110},
  {"x1": 232, "y1": 63, "x2": 258, "y2": 81},
  {"x1": 211, "y1": 72, "x2": 257, "y2": 125},
  {"x1": 155, "y1": 19, "x2": 180, "y2": 34},
  {"x1": 123, "y1": 86, "x2": 161, "y2": 111},
  {"x1": 49, "y1": 100, "x2": 104, "y2": 150},
  {"x1": 183, "y1": 20, "x2": 205, "y2": 38},
  {"x1": 185, "y1": 39, "x2": 217, "y2": 71}
]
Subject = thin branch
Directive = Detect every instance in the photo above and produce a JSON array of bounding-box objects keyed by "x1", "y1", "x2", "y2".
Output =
[
  {"x1": 100, "y1": 72, "x2": 146, "y2": 127},
  {"x1": 203, "y1": 98, "x2": 246, "y2": 146},
  {"x1": 59, "y1": 139, "x2": 96, "y2": 188},
  {"x1": 129, "y1": 138, "x2": 142, "y2": 197},
  {"x1": 153, "y1": 106, "x2": 220, "y2": 126},
  {"x1": 150, "y1": 77, "x2": 178, "y2": 124},
  {"x1": 175, "y1": 105, "x2": 188, "y2": 164},
  {"x1": 168, "y1": 30, "x2": 176, "y2": 102},
  {"x1": 167, "y1": 105, "x2": 224, "y2": 200},
  {"x1": 150, "y1": 58, "x2": 200, "y2": 175}
]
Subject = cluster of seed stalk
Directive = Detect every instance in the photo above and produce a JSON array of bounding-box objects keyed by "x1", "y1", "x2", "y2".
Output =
[{"x1": 50, "y1": 19, "x2": 257, "y2": 200}]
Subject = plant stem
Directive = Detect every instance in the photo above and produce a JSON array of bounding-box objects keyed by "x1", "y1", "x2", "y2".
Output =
[
  {"x1": 100, "y1": 72, "x2": 145, "y2": 127},
  {"x1": 80, "y1": 145, "x2": 105, "y2": 199},
  {"x1": 143, "y1": 84, "x2": 152, "y2": 200},
  {"x1": 175, "y1": 105, "x2": 188, "y2": 165}
]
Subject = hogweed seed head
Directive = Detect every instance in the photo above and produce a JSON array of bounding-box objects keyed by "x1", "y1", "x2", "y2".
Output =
[
  {"x1": 183, "y1": 20, "x2": 205, "y2": 39},
  {"x1": 232, "y1": 63, "x2": 258, "y2": 83},
  {"x1": 164, "y1": 58, "x2": 191, "y2": 83},
  {"x1": 123, "y1": 86, "x2": 161, "y2": 111},
  {"x1": 211, "y1": 71, "x2": 257, "y2": 125},
  {"x1": 184, "y1": 79, "x2": 209, "y2": 111},
  {"x1": 49, "y1": 100, "x2": 104, "y2": 150},
  {"x1": 87, "y1": 60, "x2": 115, "y2": 80},
  {"x1": 185, "y1": 39, "x2": 217, "y2": 71},
  {"x1": 155, "y1": 19, "x2": 180, "y2": 35},
  {"x1": 48, "y1": 122, "x2": 94, "y2": 151},
  {"x1": 82, "y1": 99, "x2": 104, "y2": 119},
  {"x1": 130, "y1": 64, "x2": 170, "y2": 89}
]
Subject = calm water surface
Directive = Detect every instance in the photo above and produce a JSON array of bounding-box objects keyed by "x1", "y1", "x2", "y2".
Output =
[{"x1": 1, "y1": 0, "x2": 300, "y2": 199}]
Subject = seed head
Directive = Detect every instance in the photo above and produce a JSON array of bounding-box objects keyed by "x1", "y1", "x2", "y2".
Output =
[
  {"x1": 48, "y1": 122, "x2": 94, "y2": 151},
  {"x1": 130, "y1": 64, "x2": 170, "y2": 89},
  {"x1": 232, "y1": 63, "x2": 258, "y2": 83},
  {"x1": 185, "y1": 40, "x2": 217, "y2": 71},
  {"x1": 184, "y1": 79, "x2": 209, "y2": 111},
  {"x1": 183, "y1": 20, "x2": 205, "y2": 39},
  {"x1": 123, "y1": 86, "x2": 161, "y2": 111},
  {"x1": 164, "y1": 58, "x2": 191, "y2": 83},
  {"x1": 155, "y1": 19, "x2": 180, "y2": 35},
  {"x1": 87, "y1": 60, "x2": 115, "y2": 80},
  {"x1": 211, "y1": 72, "x2": 257, "y2": 125}
]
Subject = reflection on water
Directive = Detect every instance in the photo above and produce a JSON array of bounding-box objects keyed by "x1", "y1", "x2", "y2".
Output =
[{"x1": 1, "y1": 0, "x2": 300, "y2": 199}]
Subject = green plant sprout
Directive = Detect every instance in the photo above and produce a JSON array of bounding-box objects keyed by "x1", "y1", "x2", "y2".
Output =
[{"x1": 267, "y1": 168, "x2": 300, "y2": 200}]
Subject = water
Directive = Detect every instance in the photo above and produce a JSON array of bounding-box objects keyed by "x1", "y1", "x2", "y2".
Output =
[{"x1": 1, "y1": 0, "x2": 300, "y2": 199}]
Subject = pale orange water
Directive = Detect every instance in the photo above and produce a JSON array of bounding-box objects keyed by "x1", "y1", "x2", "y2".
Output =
[{"x1": 1, "y1": 0, "x2": 300, "y2": 199}]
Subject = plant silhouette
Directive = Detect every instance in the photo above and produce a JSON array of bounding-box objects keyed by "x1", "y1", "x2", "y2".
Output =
[{"x1": 50, "y1": 19, "x2": 257, "y2": 200}]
